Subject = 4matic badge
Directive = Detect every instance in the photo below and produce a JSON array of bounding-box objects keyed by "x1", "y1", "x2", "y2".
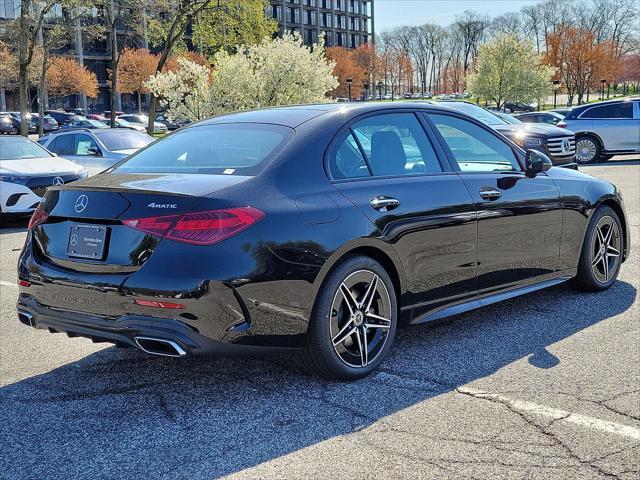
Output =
[{"x1": 147, "y1": 202, "x2": 178, "y2": 209}]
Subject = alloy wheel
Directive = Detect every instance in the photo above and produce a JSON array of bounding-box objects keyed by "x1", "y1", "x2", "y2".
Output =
[
  {"x1": 330, "y1": 270, "x2": 392, "y2": 368},
  {"x1": 575, "y1": 139, "x2": 597, "y2": 163},
  {"x1": 590, "y1": 215, "x2": 621, "y2": 284}
]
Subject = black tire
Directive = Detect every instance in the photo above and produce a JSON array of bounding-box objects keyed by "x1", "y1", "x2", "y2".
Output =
[
  {"x1": 301, "y1": 256, "x2": 398, "y2": 380},
  {"x1": 572, "y1": 206, "x2": 623, "y2": 291},
  {"x1": 575, "y1": 135, "x2": 601, "y2": 164}
]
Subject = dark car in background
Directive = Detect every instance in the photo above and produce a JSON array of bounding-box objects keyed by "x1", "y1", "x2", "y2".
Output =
[
  {"x1": 0, "y1": 113, "x2": 17, "y2": 134},
  {"x1": 558, "y1": 98, "x2": 640, "y2": 163},
  {"x1": 155, "y1": 112, "x2": 189, "y2": 131},
  {"x1": 516, "y1": 111, "x2": 565, "y2": 125},
  {"x1": 17, "y1": 103, "x2": 628, "y2": 380},
  {"x1": 60, "y1": 119, "x2": 109, "y2": 131},
  {"x1": 45, "y1": 110, "x2": 83, "y2": 126},
  {"x1": 436, "y1": 101, "x2": 576, "y2": 165},
  {"x1": 8, "y1": 112, "x2": 37, "y2": 133},
  {"x1": 30, "y1": 113, "x2": 59, "y2": 132},
  {"x1": 503, "y1": 102, "x2": 536, "y2": 112}
]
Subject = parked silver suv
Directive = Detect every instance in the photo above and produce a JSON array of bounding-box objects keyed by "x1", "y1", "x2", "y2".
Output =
[
  {"x1": 559, "y1": 99, "x2": 640, "y2": 163},
  {"x1": 38, "y1": 128, "x2": 153, "y2": 175}
]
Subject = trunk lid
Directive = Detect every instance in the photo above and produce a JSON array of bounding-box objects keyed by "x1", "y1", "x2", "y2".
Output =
[{"x1": 32, "y1": 172, "x2": 251, "y2": 274}]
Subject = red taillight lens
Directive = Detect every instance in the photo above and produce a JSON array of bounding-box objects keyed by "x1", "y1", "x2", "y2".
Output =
[
  {"x1": 28, "y1": 204, "x2": 49, "y2": 229},
  {"x1": 122, "y1": 207, "x2": 265, "y2": 246},
  {"x1": 557, "y1": 121, "x2": 567, "y2": 128}
]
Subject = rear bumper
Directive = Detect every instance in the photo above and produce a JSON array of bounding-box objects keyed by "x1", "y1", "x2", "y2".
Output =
[{"x1": 17, "y1": 294, "x2": 298, "y2": 357}]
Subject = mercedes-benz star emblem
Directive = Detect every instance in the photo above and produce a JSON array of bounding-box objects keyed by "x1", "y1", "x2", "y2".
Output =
[
  {"x1": 70, "y1": 234, "x2": 78, "y2": 247},
  {"x1": 74, "y1": 194, "x2": 89, "y2": 213},
  {"x1": 52, "y1": 176, "x2": 64, "y2": 186},
  {"x1": 562, "y1": 139, "x2": 570, "y2": 153}
]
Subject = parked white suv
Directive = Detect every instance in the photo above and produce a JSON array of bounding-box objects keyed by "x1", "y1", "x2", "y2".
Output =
[{"x1": 559, "y1": 99, "x2": 640, "y2": 163}]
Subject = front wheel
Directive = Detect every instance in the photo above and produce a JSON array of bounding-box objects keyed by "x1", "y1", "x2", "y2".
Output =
[
  {"x1": 575, "y1": 136, "x2": 601, "y2": 164},
  {"x1": 301, "y1": 256, "x2": 397, "y2": 380},
  {"x1": 572, "y1": 206, "x2": 623, "y2": 291}
]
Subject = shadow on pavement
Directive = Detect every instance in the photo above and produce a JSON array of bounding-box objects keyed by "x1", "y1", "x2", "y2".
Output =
[
  {"x1": 0, "y1": 280, "x2": 636, "y2": 479},
  {"x1": 0, "y1": 215, "x2": 29, "y2": 234}
]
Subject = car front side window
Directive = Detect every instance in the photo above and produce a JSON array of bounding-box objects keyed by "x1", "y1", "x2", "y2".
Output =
[{"x1": 429, "y1": 114, "x2": 521, "y2": 173}]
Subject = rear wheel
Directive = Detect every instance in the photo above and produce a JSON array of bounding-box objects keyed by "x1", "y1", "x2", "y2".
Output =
[
  {"x1": 575, "y1": 136, "x2": 601, "y2": 164},
  {"x1": 301, "y1": 256, "x2": 397, "y2": 380},
  {"x1": 572, "y1": 206, "x2": 623, "y2": 291}
]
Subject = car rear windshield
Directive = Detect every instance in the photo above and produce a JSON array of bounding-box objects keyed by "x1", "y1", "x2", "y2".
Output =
[
  {"x1": 95, "y1": 129, "x2": 153, "y2": 151},
  {"x1": 114, "y1": 123, "x2": 293, "y2": 175},
  {"x1": 0, "y1": 139, "x2": 53, "y2": 160}
]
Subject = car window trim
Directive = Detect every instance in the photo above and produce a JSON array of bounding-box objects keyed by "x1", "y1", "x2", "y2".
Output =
[
  {"x1": 324, "y1": 108, "x2": 452, "y2": 182},
  {"x1": 419, "y1": 110, "x2": 526, "y2": 174}
]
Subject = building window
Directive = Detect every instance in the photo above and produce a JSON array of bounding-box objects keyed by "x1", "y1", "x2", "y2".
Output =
[
  {"x1": 271, "y1": 5, "x2": 282, "y2": 20},
  {"x1": 350, "y1": 16, "x2": 359, "y2": 30},
  {"x1": 361, "y1": 1, "x2": 368, "y2": 15},
  {"x1": 288, "y1": 7, "x2": 300, "y2": 23},
  {"x1": 351, "y1": 33, "x2": 357, "y2": 48},
  {"x1": 304, "y1": 9, "x2": 316, "y2": 25}
]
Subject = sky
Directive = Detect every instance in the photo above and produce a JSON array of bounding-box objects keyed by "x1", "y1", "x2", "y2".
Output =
[{"x1": 374, "y1": 0, "x2": 545, "y2": 32}]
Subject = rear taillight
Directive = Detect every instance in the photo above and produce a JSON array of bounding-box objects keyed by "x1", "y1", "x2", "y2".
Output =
[
  {"x1": 122, "y1": 207, "x2": 265, "y2": 246},
  {"x1": 557, "y1": 121, "x2": 567, "y2": 128},
  {"x1": 28, "y1": 204, "x2": 49, "y2": 229}
]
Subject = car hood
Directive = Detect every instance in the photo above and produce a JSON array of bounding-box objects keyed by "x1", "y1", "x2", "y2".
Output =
[
  {"x1": 493, "y1": 124, "x2": 573, "y2": 137},
  {"x1": 0, "y1": 156, "x2": 85, "y2": 176}
]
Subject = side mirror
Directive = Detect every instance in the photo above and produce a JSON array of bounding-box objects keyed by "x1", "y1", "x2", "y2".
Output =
[
  {"x1": 87, "y1": 147, "x2": 102, "y2": 157},
  {"x1": 525, "y1": 149, "x2": 552, "y2": 175}
]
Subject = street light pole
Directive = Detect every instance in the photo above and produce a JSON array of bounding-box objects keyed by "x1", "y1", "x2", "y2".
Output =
[
  {"x1": 552, "y1": 80, "x2": 560, "y2": 109},
  {"x1": 601, "y1": 79, "x2": 606, "y2": 100},
  {"x1": 346, "y1": 78, "x2": 353, "y2": 102},
  {"x1": 377, "y1": 81, "x2": 383, "y2": 101},
  {"x1": 363, "y1": 82, "x2": 370, "y2": 101}
]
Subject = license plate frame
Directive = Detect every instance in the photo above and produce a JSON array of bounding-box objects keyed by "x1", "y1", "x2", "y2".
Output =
[{"x1": 67, "y1": 224, "x2": 108, "y2": 260}]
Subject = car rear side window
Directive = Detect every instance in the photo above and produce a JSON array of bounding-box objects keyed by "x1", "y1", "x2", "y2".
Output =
[
  {"x1": 350, "y1": 113, "x2": 443, "y2": 177},
  {"x1": 330, "y1": 132, "x2": 370, "y2": 179},
  {"x1": 580, "y1": 102, "x2": 633, "y2": 119},
  {"x1": 115, "y1": 123, "x2": 293, "y2": 175},
  {"x1": 430, "y1": 114, "x2": 520, "y2": 173}
]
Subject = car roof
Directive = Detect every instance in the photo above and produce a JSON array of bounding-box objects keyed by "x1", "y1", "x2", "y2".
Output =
[
  {"x1": 571, "y1": 98, "x2": 637, "y2": 113},
  {"x1": 198, "y1": 102, "x2": 458, "y2": 128}
]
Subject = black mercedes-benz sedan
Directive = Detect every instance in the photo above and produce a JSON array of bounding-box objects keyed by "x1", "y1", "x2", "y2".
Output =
[{"x1": 16, "y1": 103, "x2": 630, "y2": 380}]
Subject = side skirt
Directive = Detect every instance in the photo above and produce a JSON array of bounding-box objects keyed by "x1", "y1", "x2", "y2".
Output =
[{"x1": 411, "y1": 273, "x2": 574, "y2": 325}]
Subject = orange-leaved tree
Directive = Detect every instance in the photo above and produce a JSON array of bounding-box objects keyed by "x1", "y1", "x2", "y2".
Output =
[
  {"x1": 545, "y1": 27, "x2": 623, "y2": 105},
  {"x1": 325, "y1": 47, "x2": 366, "y2": 99},
  {"x1": 46, "y1": 57, "x2": 99, "y2": 101},
  {"x1": 116, "y1": 48, "x2": 158, "y2": 112}
]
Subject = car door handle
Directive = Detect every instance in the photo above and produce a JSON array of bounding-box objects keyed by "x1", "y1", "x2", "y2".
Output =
[
  {"x1": 370, "y1": 196, "x2": 400, "y2": 211},
  {"x1": 479, "y1": 188, "x2": 502, "y2": 201}
]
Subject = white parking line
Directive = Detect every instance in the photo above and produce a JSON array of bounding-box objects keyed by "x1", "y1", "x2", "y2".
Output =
[
  {"x1": 0, "y1": 280, "x2": 18, "y2": 288},
  {"x1": 458, "y1": 387, "x2": 640, "y2": 441}
]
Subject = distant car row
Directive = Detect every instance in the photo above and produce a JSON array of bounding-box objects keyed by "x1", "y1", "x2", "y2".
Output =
[{"x1": 0, "y1": 109, "x2": 188, "y2": 135}]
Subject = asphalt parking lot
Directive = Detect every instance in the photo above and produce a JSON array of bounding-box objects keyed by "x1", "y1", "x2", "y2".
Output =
[{"x1": 0, "y1": 158, "x2": 638, "y2": 480}]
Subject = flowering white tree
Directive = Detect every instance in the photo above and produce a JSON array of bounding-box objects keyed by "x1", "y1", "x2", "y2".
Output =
[
  {"x1": 211, "y1": 33, "x2": 338, "y2": 113},
  {"x1": 144, "y1": 57, "x2": 214, "y2": 122},
  {"x1": 145, "y1": 34, "x2": 338, "y2": 120}
]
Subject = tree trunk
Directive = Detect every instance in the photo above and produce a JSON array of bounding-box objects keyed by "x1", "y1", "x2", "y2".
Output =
[
  {"x1": 109, "y1": 13, "x2": 118, "y2": 128},
  {"x1": 38, "y1": 50, "x2": 47, "y2": 138},
  {"x1": 137, "y1": 91, "x2": 142, "y2": 113}
]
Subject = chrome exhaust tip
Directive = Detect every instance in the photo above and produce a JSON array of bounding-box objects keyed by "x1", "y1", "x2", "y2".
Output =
[
  {"x1": 134, "y1": 337, "x2": 187, "y2": 357},
  {"x1": 17, "y1": 310, "x2": 34, "y2": 327}
]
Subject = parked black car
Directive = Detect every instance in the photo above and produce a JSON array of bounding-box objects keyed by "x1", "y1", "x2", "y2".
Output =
[
  {"x1": 30, "y1": 113, "x2": 59, "y2": 132},
  {"x1": 503, "y1": 102, "x2": 536, "y2": 112},
  {"x1": 438, "y1": 101, "x2": 577, "y2": 166},
  {"x1": 45, "y1": 110, "x2": 83, "y2": 126},
  {"x1": 8, "y1": 112, "x2": 37, "y2": 133},
  {"x1": 17, "y1": 103, "x2": 629, "y2": 380},
  {"x1": 0, "y1": 113, "x2": 17, "y2": 134}
]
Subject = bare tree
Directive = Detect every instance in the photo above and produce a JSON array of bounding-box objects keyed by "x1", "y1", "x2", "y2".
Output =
[{"x1": 453, "y1": 11, "x2": 488, "y2": 75}]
